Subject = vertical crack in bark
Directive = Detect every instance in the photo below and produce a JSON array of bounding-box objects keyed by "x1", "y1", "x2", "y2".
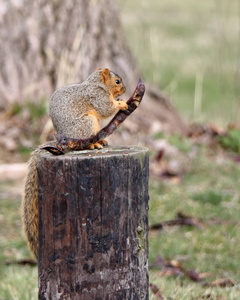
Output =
[{"x1": 99, "y1": 156, "x2": 103, "y2": 236}]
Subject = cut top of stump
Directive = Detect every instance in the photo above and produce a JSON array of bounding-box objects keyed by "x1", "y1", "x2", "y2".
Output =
[{"x1": 39, "y1": 145, "x2": 149, "y2": 161}]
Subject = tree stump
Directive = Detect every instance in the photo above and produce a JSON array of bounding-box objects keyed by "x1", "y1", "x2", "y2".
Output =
[{"x1": 37, "y1": 146, "x2": 149, "y2": 300}]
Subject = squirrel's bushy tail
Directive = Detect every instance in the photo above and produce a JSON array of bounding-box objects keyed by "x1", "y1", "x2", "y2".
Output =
[{"x1": 22, "y1": 149, "x2": 41, "y2": 259}]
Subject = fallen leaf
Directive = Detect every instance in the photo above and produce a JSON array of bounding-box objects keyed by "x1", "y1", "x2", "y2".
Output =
[
  {"x1": 211, "y1": 278, "x2": 236, "y2": 287},
  {"x1": 150, "y1": 255, "x2": 211, "y2": 284},
  {"x1": 4, "y1": 258, "x2": 37, "y2": 266},
  {"x1": 155, "y1": 149, "x2": 165, "y2": 162},
  {"x1": 184, "y1": 269, "x2": 203, "y2": 282},
  {"x1": 150, "y1": 211, "x2": 205, "y2": 231},
  {"x1": 149, "y1": 283, "x2": 164, "y2": 299}
]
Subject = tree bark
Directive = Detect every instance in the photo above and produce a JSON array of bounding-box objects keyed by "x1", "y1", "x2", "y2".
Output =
[
  {"x1": 0, "y1": 0, "x2": 188, "y2": 135},
  {"x1": 38, "y1": 146, "x2": 149, "y2": 299}
]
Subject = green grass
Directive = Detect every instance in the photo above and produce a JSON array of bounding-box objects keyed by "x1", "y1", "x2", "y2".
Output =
[
  {"x1": 8, "y1": 99, "x2": 47, "y2": 121},
  {"x1": 0, "y1": 181, "x2": 38, "y2": 299},
  {"x1": 148, "y1": 142, "x2": 240, "y2": 299},
  {"x1": 218, "y1": 128, "x2": 240, "y2": 153},
  {"x1": 120, "y1": 0, "x2": 240, "y2": 125}
]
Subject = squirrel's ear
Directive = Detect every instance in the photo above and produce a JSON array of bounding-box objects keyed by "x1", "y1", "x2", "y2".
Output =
[
  {"x1": 101, "y1": 68, "x2": 111, "y2": 83},
  {"x1": 96, "y1": 67, "x2": 102, "y2": 71}
]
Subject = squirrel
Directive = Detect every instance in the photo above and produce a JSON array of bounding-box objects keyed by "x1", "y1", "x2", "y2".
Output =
[
  {"x1": 22, "y1": 68, "x2": 128, "y2": 259},
  {"x1": 50, "y1": 68, "x2": 128, "y2": 149}
]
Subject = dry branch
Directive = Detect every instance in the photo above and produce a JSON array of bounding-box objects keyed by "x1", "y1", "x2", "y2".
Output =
[{"x1": 149, "y1": 211, "x2": 205, "y2": 230}]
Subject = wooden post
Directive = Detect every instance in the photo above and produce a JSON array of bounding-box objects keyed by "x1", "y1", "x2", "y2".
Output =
[{"x1": 37, "y1": 146, "x2": 149, "y2": 300}]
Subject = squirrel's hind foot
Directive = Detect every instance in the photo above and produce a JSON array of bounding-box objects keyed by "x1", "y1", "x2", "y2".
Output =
[
  {"x1": 88, "y1": 140, "x2": 108, "y2": 150},
  {"x1": 99, "y1": 140, "x2": 108, "y2": 146}
]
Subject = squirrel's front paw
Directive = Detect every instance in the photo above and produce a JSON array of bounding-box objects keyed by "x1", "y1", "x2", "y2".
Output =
[{"x1": 118, "y1": 100, "x2": 128, "y2": 111}]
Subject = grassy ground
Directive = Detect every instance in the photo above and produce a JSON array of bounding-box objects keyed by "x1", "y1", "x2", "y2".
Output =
[
  {"x1": 0, "y1": 181, "x2": 38, "y2": 299},
  {"x1": 120, "y1": 0, "x2": 240, "y2": 125},
  {"x1": 1, "y1": 139, "x2": 240, "y2": 299}
]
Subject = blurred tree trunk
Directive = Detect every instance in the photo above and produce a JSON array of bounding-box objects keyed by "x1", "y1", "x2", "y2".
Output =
[{"x1": 0, "y1": 0, "x2": 188, "y2": 135}]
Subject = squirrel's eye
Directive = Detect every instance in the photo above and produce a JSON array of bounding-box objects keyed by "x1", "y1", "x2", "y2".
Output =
[{"x1": 115, "y1": 80, "x2": 120, "y2": 84}]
